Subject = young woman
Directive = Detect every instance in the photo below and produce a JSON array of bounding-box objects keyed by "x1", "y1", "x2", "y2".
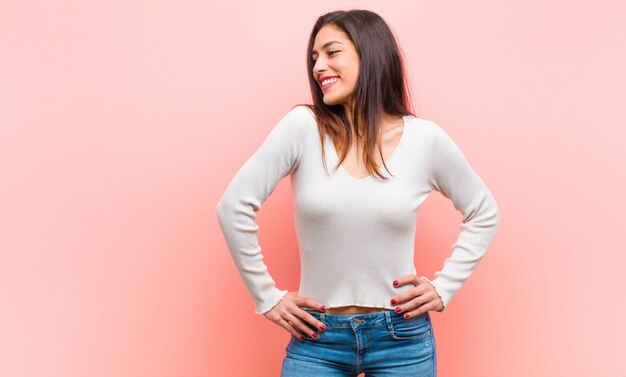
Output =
[{"x1": 216, "y1": 9, "x2": 500, "y2": 376}]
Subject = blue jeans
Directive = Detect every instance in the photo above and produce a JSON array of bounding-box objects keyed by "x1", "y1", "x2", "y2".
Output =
[{"x1": 280, "y1": 308, "x2": 437, "y2": 376}]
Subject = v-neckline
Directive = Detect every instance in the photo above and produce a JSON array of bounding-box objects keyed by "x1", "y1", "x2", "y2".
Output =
[{"x1": 327, "y1": 115, "x2": 408, "y2": 182}]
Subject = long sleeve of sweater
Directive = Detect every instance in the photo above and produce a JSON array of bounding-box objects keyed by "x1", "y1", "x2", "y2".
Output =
[
  {"x1": 427, "y1": 122, "x2": 501, "y2": 309},
  {"x1": 215, "y1": 106, "x2": 309, "y2": 315}
]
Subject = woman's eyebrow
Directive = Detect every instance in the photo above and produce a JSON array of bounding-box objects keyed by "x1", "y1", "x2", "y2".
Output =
[{"x1": 312, "y1": 40, "x2": 344, "y2": 54}]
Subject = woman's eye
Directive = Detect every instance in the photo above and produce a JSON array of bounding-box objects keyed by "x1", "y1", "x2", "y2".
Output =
[{"x1": 312, "y1": 50, "x2": 339, "y2": 62}]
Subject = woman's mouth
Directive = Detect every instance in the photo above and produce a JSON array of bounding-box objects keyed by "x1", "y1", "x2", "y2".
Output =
[{"x1": 321, "y1": 77, "x2": 339, "y2": 91}]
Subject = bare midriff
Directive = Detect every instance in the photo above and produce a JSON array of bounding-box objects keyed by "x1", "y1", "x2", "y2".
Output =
[{"x1": 312, "y1": 305, "x2": 388, "y2": 315}]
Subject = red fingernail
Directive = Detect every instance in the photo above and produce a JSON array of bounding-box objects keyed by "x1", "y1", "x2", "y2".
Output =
[
  {"x1": 320, "y1": 305, "x2": 326, "y2": 311},
  {"x1": 404, "y1": 313, "x2": 410, "y2": 319},
  {"x1": 312, "y1": 333, "x2": 318, "y2": 338},
  {"x1": 299, "y1": 335, "x2": 305, "y2": 340},
  {"x1": 393, "y1": 281, "x2": 398, "y2": 286},
  {"x1": 395, "y1": 307, "x2": 401, "y2": 312},
  {"x1": 320, "y1": 324, "x2": 326, "y2": 331},
  {"x1": 390, "y1": 299, "x2": 396, "y2": 305}
]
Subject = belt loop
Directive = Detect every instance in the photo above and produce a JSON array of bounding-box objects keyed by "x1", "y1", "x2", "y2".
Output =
[
  {"x1": 321, "y1": 312, "x2": 325, "y2": 324},
  {"x1": 384, "y1": 310, "x2": 393, "y2": 331}
]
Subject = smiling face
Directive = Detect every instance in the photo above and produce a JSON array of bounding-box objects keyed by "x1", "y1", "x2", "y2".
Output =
[{"x1": 311, "y1": 25, "x2": 360, "y2": 112}]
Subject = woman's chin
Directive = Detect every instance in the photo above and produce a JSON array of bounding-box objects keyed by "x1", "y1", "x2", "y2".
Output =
[
  {"x1": 322, "y1": 97, "x2": 336, "y2": 106},
  {"x1": 322, "y1": 96, "x2": 345, "y2": 107}
]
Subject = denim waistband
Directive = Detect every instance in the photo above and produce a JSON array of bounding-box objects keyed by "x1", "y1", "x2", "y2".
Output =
[{"x1": 302, "y1": 308, "x2": 430, "y2": 329}]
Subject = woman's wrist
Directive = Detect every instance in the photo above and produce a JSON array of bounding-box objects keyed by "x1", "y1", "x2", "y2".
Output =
[{"x1": 419, "y1": 276, "x2": 445, "y2": 312}]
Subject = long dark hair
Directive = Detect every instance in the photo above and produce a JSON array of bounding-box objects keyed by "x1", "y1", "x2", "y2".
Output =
[{"x1": 296, "y1": 9, "x2": 417, "y2": 180}]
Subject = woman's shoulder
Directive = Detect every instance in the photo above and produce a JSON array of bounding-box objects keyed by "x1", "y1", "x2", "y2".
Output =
[
  {"x1": 270, "y1": 105, "x2": 316, "y2": 134},
  {"x1": 405, "y1": 114, "x2": 437, "y2": 127},
  {"x1": 269, "y1": 104, "x2": 316, "y2": 130},
  {"x1": 404, "y1": 115, "x2": 441, "y2": 141},
  {"x1": 286, "y1": 104, "x2": 317, "y2": 122}
]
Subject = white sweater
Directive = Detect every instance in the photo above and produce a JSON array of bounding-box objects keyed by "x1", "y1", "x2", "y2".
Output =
[{"x1": 216, "y1": 105, "x2": 500, "y2": 315}]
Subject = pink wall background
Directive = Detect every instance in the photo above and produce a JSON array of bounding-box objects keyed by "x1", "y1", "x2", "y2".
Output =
[{"x1": 1, "y1": 0, "x2": 624, "y2": 376}]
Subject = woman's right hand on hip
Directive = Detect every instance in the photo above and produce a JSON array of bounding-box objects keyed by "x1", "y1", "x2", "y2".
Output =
[{"x1": 263, "y1": 291, "x2": 327, "y2": 340}]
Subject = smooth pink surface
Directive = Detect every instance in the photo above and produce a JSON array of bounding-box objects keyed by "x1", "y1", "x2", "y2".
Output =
[{"x1": 1, "y1": 1, "x2": 624, "y2": 376}]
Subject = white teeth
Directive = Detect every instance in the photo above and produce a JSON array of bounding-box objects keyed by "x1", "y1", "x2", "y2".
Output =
[{"x1": 322, "y1": 77, "x2": 339, "y2": 86}]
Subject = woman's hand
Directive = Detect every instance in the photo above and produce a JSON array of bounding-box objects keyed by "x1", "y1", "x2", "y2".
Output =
[
  {"x1": 390, "y1": 275, "x2": 445, "y2": 318},
  {"x1": 263, "y1": 291, "x2": 327, "y2": 340}
]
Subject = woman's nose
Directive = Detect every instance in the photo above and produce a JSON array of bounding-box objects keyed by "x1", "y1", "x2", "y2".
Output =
[{"x1": 314, "y1": 60, "x2": 327, "y2": 73}]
